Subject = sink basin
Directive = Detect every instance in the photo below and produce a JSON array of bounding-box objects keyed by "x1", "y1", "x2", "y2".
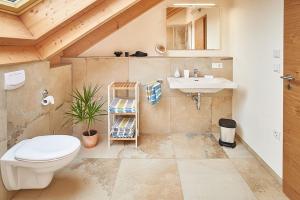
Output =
[{"x1": 167, "y1": 77, "x2": 238, "y2": 93}]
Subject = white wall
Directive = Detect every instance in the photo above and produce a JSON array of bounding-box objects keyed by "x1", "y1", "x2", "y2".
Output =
[
  {"x1": 230, "y1": 0, "x2": 284, "y2": 177},
  {"x1": 80, "y1": 0, "x2": 231, "y2": 57}
]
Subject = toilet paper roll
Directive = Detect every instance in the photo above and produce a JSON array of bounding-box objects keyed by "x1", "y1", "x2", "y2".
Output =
[{"x1": 41, "y1": 96, "x2": 55, "y2": 106}]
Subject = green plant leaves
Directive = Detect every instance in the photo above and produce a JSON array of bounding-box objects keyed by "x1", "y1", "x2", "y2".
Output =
[{"x1": 66, "y1": 85, "x2": 107, "y2": 136}]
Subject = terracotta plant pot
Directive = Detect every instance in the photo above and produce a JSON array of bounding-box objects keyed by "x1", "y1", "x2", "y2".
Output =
[{"x1": 82, "y1": 130, "x2": 98, "y2": 148}]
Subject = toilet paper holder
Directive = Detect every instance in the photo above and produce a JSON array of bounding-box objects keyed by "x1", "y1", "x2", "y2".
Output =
[
  {"x1": 41, "y1": 90, "x2": 54, "y2": 106},
  {"x1": 42, "y1": 90, "x2": 49, "y2": 98}
]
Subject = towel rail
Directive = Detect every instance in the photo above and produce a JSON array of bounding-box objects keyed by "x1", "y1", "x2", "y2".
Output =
[{"x1": 142, "y1": 80, "x2": 163, "y2": 87}]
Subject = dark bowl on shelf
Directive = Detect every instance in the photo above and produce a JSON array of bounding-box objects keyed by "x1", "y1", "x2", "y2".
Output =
[{"x1": 114, "y1": 51, "x2": 123, "y2": 57}]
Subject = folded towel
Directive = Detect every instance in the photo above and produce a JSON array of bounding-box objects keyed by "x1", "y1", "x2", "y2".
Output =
[
  {"x1": 146, "y1": 81, "x2": 161, "y2": 105},
  {"x1": 111, "y1": 117, "x2": 135, "y2": 138},
  {"x1": 109, "y1": 98, "x2": 136, "y2": 113}
]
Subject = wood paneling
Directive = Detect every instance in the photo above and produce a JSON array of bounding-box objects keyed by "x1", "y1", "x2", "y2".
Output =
[
  {"x1": 0, "y1": 0, "x2": 105, "y2": 45},
  {"x1": 0, "y1": 46, "x2": 41, "y2": 65},
  {"x1": 63, "y1": 0, "x2": 163, "y2": 57},
  {"x1": 20, "y1": 0, "x2": 103, "y2": 40},
  {"x1": 0, "y1": 0, "x2": 41, "y2": 15},
  {"x1": 283, "y1": 0, "x2": 300, "y2": 199},
  {"x1": 0, "y1": 0, "x2": 161, "y2": 65},
  {"x1": 0, "y1": 12, "x2": 33, "y2": 40},
  {"x1": 36, "y1": 0, "x2": 139, "y2": 59}
]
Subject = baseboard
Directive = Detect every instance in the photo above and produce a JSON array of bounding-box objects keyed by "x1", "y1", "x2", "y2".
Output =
[{"x1": 236, "y1": 134, "x2": 282, "y2": 184}]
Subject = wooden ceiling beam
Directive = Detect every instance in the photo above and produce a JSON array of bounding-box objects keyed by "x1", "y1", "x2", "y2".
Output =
[
  {"x1": 63, "y1": 0, "x2": 163, "y2": 57},
  {"x1": 35, "y1": 0, "x2": 140, "y2": 60},
  {"x1": 0, "y1": 46, "x2": 41, "y2": 66}
]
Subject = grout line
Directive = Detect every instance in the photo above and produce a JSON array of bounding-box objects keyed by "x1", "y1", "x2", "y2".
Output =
[
  {"x1": 109, "y1": 157, "x2": 123, "y2": 199},
  {"x1": 174, "y1": 159, "x2": 185, "y2": 200}
]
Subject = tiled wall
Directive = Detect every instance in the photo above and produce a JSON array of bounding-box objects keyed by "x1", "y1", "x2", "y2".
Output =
[
  {"x1": 0, "y1": 62, "x2": 72, "y2": 199},
  {"x1": 62, "y1": 57, "x2": 233, "y2": 136}
]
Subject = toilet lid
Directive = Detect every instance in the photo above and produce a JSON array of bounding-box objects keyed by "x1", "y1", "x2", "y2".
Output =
[{"x1": 15, "y1": 135, "x2": 81, "y2": 162}]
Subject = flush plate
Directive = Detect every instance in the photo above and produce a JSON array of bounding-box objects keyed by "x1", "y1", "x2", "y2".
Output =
[{"x1": 212, "y1": 63, "x2": 223, "y2": 69}]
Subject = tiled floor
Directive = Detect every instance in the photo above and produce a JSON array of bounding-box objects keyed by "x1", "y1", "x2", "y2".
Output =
[{"x1": 12, "y1": 133, "x2": 288, "y2": 200}]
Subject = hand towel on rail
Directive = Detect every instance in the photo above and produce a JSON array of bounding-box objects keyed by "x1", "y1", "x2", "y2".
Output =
[{"x1": 146, "y1": 81, "x2": 161, "y2": 105}]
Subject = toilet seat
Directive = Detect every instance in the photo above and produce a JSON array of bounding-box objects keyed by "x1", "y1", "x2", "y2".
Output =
[{"x1": 15, "y1": 135, "x2": 80, "y2": 162}]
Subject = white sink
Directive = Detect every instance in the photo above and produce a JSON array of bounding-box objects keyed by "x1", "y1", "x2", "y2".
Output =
[{"x1": 167, "y1": 77, "x2": 238, "y2": 94}]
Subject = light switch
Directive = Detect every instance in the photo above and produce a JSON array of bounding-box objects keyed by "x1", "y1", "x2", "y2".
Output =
[
  {"x1": 273, "y1": 49, "x2": 281, "y2": 58},
  {"x1": 273, "y1": 64, "x2": 281, "y2": 73}
]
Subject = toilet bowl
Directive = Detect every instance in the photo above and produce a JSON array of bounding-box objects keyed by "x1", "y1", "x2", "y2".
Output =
[{"x1": 0, "y1": 135, "x2": 81, "y2": 190}]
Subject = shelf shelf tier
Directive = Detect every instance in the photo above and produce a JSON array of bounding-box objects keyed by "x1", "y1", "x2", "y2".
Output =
[
  {"x1": 110, "y1": 137, "x2": 136, "y2": 141},
  {"x1": 111, "y1": 82, "x2": 137, "y2": 90}
]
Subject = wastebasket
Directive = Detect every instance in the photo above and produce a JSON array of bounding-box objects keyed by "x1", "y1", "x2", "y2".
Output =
[{"x1": 219, "y1": 118, "x2": 237, "y2": 148}]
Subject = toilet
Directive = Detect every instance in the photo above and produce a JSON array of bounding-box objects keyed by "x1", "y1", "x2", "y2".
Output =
[{"x1": 0, "y1": 135, "x2": 81, "y2": 191}]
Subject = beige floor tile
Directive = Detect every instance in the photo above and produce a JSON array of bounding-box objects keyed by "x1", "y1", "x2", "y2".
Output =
[
  {"x1": 223, "y1": 140, "x2": 255, "y2": 158},
  {"x1": 231, "y1": 158, "x2": 288, "y2": 200},
  {"x1": 12, "y1": 190, "x2": 42, "y2": 200},
  {"x1": 13, "y1": 158, "x2": 120, "y2": 200},
  {"x1": 79, "y1": 134, "x2": 175, "y2": 159},
  {"x1": 118, "y1": 134, "x2": 175, "y2": 159},
  {"x1": 177, "y1": 159, "x2": 257, "y2": 200},
  {"x1": 112, "y1": 159, "x2": 183, "y2": 200},
  {"x1": 11, "y1": 133, "x2": 287, "y2": 200},
  {"x1": 172, "y1": 133, "x2": 227, "y2": 159},
  {"x1": 79, "y1": 134, "x2": 125, "y2": 159},
  {"x1": 212, "y1": 132, "x2": 254, "y2": 158},
  {"x1": 218, "y1": 137, "x2": 254, "y2": 159}
]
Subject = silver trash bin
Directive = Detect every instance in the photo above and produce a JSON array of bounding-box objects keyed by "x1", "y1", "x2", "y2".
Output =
[{"x1": 219, "y1": 118, "x2": 237, "y2": 148}]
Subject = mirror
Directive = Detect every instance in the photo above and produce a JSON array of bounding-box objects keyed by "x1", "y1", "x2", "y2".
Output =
[{"x1": 166, "y1": 7, "x2": 221, "y2": 50}]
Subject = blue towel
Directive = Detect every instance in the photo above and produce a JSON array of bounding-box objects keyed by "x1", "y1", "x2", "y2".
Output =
[
  {"x1": 146, "y1": 82, "x2": 161, "y2": 105},
  {"x1": 109, "y1": 98, "x2": 136, "y2": 113},
  {"x1": 111, "y1": 117, "x2": 135, "y2": 138}
]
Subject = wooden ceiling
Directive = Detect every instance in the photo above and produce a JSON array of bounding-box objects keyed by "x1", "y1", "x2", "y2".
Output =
[
  {"x1": 0, "y1": 0, "x2": 163, "y2": 66},
  {"x1": 0, "y1": 0, "x2": 41, "y2": 15}
]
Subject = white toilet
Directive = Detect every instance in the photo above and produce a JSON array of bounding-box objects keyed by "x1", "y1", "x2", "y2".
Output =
[{"x1": 0, "y1": 135, "x2": 81, "y2": 191}]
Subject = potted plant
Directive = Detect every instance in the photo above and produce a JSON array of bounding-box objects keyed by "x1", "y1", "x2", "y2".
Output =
[{"x1": 66, "y1": 85, "x2": 106, "y2": 148}]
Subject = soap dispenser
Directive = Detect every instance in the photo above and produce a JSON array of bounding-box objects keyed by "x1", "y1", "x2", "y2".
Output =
[{"x1": 174, "y1": 68, "x2": 180, "y2": 78}]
